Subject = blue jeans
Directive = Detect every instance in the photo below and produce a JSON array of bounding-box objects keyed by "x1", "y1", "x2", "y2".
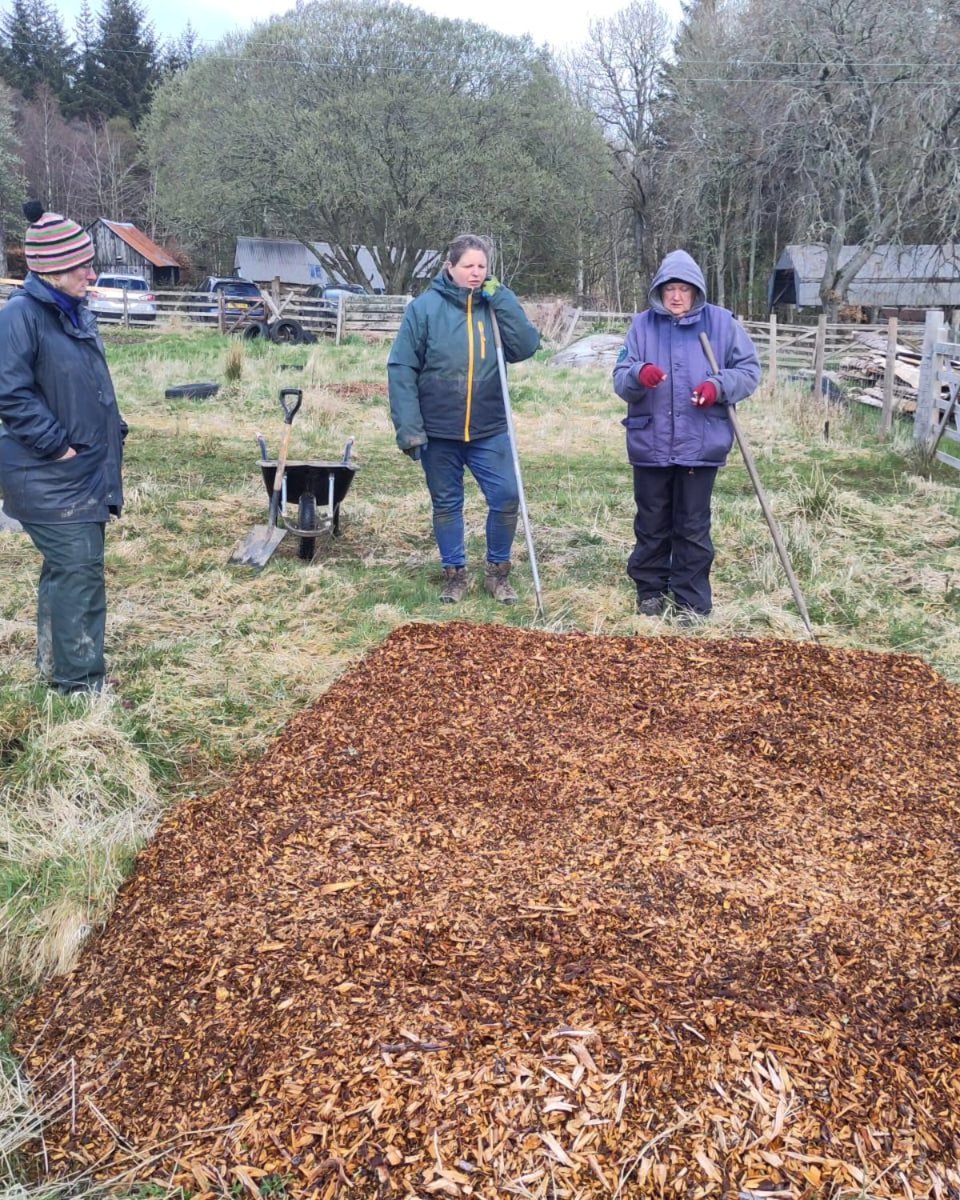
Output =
[
  {"x1": 420, "y1": 433, "x2": 519, "y2": 567},
  {"x1": 20, "y1": 520, "x2": 107, "y2": 693},
  {"x1": 627, "y1": 466, "x2": 718, "y2": 614}
]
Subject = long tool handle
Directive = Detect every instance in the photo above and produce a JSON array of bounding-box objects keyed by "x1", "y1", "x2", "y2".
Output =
[
  {"x1": 269, "y1": 390, "x2": 302, "y2": 527},
  {"x1": 699, "y1": 331, "x2": 817, "y2": 641},
  {"x1": 489, "y1": 310, "x2": 544, "y2": 619}
]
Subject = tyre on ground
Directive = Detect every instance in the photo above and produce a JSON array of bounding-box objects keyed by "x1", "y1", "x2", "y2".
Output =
[
  {"x1": 164, "y1": 382, "x2": 220, "y2": 399},
  {"x1": 270, "y1": 318, "x2": 305, "y2": 345}
]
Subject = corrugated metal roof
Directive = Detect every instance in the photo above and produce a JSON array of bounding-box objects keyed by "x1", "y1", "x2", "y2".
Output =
[
  {"x1": 773, "y1": 244, "x2": 960, "y2": 308},
  {"x1": 235, "y1": 237, "x2": 336, "y2": 286},
  {"x1": 98, "y1": 220, "x2": 180, "y2": 269},
  {"x1": 235, "y1": 236, "x2": 438, "y2": 289}
]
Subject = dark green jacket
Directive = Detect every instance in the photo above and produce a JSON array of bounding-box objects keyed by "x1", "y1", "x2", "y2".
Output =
[
  {"x1": 387, "y1": 270, "x2": 540, "y2": 448},
  {"x1": 0, "y1": 275, "x2": 126, "y2": 523}
]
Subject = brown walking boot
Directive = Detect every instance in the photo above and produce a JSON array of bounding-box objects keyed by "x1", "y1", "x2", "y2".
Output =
[
  {"x1": 484, "y1": 561, "x2": 518, "y2": 604},
  {"x1": 439, "y1": 566, "x2": 469, "y2": 603}
]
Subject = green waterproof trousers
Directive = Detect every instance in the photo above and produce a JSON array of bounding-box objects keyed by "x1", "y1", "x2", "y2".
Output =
[{"x1": 20, "y1": 520, "x2": 107, "y2": 693}]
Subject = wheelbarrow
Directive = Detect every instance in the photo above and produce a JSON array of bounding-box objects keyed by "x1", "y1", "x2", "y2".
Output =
[{"x1": 256, "y1": 434, "x2": 358, "y2": 560}]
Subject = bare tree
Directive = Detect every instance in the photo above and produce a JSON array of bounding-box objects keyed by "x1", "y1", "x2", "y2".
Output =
[
  {"x1": 73, "y1": 116, "x2": 148, "y2": 221},
  {"x1": 655, "y1": 0, "x2": 784, "y2": 313},
  {"x1": 18, "y1": 85, "x2": 85, "y2": 217},
  {"x1": 570, "y1": 0, "x2": 673, "y2": 283},
  {"x1": 748, "y1": 0, "x2": 960, "y2": 317}
]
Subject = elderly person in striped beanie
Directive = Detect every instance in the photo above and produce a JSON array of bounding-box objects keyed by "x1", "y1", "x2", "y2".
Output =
[{"x1": 0, "y1": 201, "x2": 127, "y2": 696}]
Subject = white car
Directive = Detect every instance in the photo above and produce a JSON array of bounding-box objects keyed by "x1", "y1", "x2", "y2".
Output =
[{"x1": 87, "y1": 273, "x2": 157, "y2": 322}]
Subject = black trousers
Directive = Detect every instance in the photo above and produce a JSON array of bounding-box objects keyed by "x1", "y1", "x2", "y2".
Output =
[{"x1": 627, "y1": 465, "x2": 718, "y2": 614}]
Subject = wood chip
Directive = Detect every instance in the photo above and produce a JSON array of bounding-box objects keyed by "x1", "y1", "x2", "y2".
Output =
[{"x1": 12, "y1": 622, "x2": 960, "y2": 1197}]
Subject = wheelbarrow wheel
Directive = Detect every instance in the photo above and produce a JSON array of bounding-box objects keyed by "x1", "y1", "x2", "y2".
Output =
[{"x1": 297, "y1": 491, "x2": 318, "y2": 560}]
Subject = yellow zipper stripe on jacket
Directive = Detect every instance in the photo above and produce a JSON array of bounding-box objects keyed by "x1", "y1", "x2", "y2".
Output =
[{"x1": 464, "y1": 292, "x2": 475, "y2": 440}]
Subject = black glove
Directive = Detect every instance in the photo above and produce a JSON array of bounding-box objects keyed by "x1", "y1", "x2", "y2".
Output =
[{"x1": 403, "y1": 444, "x2": 424, "y2": 461}]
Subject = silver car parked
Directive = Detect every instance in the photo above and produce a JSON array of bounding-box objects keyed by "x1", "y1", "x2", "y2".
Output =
[{"x1": 87, "y1": 273, "x2": 157, "y2": 322}]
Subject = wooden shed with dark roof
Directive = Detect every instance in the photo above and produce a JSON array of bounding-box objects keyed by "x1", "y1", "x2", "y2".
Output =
[{"x1": 85, "y1": 219, "x2": 181, "y2": 288}]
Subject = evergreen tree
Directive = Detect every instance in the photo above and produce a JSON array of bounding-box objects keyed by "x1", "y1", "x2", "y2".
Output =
[
  {"x1": 64, "y1": 0, "x2": 106, "y2": 119},
  {"x1": 0, "y1": 0, "x2": 34, "y2": 95},
  {"x1": 160, "y1": 21, "x2": 200, "y2": 77},
  {"x1": 0, "y1": 0, "x2": 77, "y2": 103},
  {"x1": 91, "y1": 0, "x2": 159, "y2": 124}
]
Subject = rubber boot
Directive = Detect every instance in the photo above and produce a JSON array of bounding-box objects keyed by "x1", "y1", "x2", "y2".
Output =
[
  {"x1": 440, "y1": 566, "x2": 469, "y2": 603},
  {"x1": 484, "y1": 561, "x2": 518, "y2": 604}
]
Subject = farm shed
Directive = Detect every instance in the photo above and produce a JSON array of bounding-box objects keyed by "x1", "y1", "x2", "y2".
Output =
[
  {"x1": 234, "y1": 236, "x2": 438, "y2": 291},
  {"x1": 769, "y1": 243, "x2": 960, "y2": 313},
  {"x1": 85, "y1": 219, "x2": 181, "y2": 288}
]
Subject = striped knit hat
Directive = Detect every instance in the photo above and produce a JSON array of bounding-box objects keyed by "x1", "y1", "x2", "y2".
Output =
[{"x1": 22, "y1": 200, "x2": 94, "y2": 274}]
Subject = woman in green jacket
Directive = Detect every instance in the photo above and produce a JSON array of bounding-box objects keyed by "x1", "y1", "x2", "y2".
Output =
[{"x1": 387, "y1": 233, "x2": 540, "y2": 603}]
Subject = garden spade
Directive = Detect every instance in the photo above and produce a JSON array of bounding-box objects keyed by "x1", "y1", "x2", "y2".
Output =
[
  {"x1": 699, "y1": 332, "x2": 817, "y2": 641},
  {"x1": 229, "y1": 388, "x2": 303, "y2": 568}
]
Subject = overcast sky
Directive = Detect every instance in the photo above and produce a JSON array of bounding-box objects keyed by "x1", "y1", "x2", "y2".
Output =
[{"x1": 51, "y1": 0, "x2": 680, "y2": 50}]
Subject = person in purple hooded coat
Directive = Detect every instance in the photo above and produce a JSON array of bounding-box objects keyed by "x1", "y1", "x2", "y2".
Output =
[{"x1": 613, "y1": 249, "x2": 760, "y2": 622}]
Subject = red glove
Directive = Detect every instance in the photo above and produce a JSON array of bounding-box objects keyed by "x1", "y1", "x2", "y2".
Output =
[
  {"x1": 692, "y1": 381, "x2": 718, "y2": 407},
  {"x1": 638, "y1": 363, "x2": 667, "y2": 388}
]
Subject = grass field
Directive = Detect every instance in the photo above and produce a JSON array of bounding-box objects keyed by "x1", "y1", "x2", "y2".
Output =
[{"x1": 1, "y1": 324, "x2": 959, "y2": 1196}]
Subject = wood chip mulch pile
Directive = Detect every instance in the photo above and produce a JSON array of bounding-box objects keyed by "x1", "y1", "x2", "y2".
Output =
[{"x1": 13, "y1": 622, "x2": 960, "y2": 1199}]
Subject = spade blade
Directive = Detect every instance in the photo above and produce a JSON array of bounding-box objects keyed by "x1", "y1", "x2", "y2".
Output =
[{"x1": 228, "y1": 523, "x2": 287, "y2": 568}]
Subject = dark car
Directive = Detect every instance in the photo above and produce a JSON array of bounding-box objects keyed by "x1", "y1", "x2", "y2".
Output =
[
  {"x1": 196, "y1": 276, "x2": 265, "y2": 322},
  {"x1": 305, "y1": 283, "x2": 368, "y2": 302}
]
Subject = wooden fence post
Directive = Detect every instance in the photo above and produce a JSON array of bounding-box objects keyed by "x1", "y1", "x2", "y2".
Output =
[
  {"x1": 881, "y1": 316, "x2": 898, "y2": 437},
  {"x1": 217, "y1": 290, "x2": 225, "y2": 336},
  {"x1": 915, "y1": 309, "x2": 944, "y2": 454},
  {"x1": 813, "y1": 313, "x2": 827, "y2": 400},
  {"x1": 335, "y1": 294, "x2": 345, "y2": 345},
  {"x1": 768, "y1": 312, "x2": 777, "y2": 386},
  {"x1": 561, "y1": 307, "x2": 582, "y2": 349}
]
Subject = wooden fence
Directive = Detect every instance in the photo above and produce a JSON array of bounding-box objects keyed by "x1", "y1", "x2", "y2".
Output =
[
  {"x1": 553, "y1": 306, "x2": 925, "y2": 374},
  {"x1": 0, "y1": 284, "x2": 412, "y2": 343},
  {"x1": 915, "y1": 309, "x2": 960, "y2": 471},
  {"x1": 151, "y1": 289, "x2": 412, "y2": 344}
]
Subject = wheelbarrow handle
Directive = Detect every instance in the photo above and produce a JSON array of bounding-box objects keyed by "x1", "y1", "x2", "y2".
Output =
[{"x1": 279, "y1": 388, "x2": 303, "y2": 424}]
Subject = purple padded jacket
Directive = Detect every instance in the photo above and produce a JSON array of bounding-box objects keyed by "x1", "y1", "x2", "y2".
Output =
[{"x1": 612, "y1": 250, "x2": 760, "y2": 468}]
